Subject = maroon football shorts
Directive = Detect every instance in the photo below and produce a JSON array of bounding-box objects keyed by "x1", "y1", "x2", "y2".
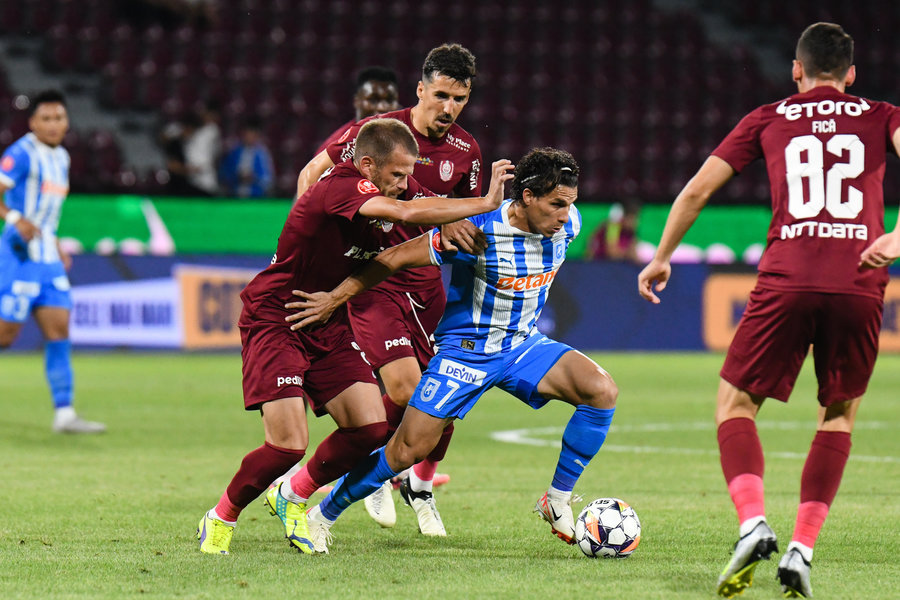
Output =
[
  {"x1": 720, "y1": 286, "x2": 883, "y2": 406},
  {"x1": 348, "y1": 283, "x2": 446, "y2": 371},
  {"x1": 240, "y1": 317, "x2": 376, "y2": 415}
]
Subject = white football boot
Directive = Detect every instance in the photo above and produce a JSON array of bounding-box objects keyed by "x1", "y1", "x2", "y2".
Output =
[{"x1": 364, "y1": 481, "x2": 397, "y2": 528}]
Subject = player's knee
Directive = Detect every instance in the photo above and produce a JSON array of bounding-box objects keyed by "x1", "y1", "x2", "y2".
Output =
[
  {"x1": 0, "y1": 330, "x2": 17, "y2": 348},
  {"x1": 266, "y1": 428, "x2": 308, "y2": 451},
  {"x1": 386, "y1": 440, "x2": 420, "y2": 471},
  {"x1": 383, "y1": 380, "x2": 417, "y2": 406},
  {"x1": 581, "y1": 373, "x2": 618, "y2": 410}
]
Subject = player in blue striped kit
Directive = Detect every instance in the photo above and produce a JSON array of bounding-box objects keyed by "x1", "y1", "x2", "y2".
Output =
[
  {"x1": 283, "y1": 147, "x2": 617, "y2": 552},
  {"x1": 0, "y1": 90, "x2": 105, "y2": 434}
]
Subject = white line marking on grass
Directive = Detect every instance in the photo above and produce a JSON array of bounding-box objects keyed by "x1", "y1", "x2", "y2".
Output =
[{"x1": 490, "y1": 421, "x2": 899, "y2": 463}]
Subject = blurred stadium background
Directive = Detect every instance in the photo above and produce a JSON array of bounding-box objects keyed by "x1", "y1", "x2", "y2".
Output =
[{"x1": 1, "y1": 0, "x2": 900, "y2": 352}]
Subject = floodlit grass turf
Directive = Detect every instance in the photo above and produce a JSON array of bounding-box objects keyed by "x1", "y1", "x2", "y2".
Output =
[{"x1": 1, "y1": 352, "x2": 898, "y2": 599}]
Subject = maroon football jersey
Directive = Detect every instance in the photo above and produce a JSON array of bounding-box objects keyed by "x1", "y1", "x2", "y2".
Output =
[
  {"x1": 713, "y1": 86, "x2": 900, "y2": 298},
  {"x1": 240, "y1": 161, "x2": 430, "y2": 324},
  {"x1": 325, "y1": 107, "x2": 483, "y2": 290}
]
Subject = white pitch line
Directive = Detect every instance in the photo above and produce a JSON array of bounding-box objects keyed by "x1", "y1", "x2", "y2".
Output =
[{"x1": 490, "y1": 422, "x2": 900, "y2": 464}]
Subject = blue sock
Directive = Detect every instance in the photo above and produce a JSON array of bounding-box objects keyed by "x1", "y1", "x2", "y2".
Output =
[
  {"x1": 45, "y1": 339, "x2": 73, "y2": 409},
  {"x1": 319, "y1": 447, "x2": 399, "y2": 521},
  {"x1": 551, "y1": 405, "x2": 615, "y2": 492}
]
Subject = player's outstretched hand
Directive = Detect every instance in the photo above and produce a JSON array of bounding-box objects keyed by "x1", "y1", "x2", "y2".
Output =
[
  {"x1": 486, "y1": 159, "x2": 515, "y2": 210},
  {"x1": 285, "y1": 290, "x2": 339, "y2": 330},
  {"x1": 637, "y1": 258, "x2": 671, "y2": 304},
  {"x1": 859, "y1": 232, "x2": 900, "y2": 269},
  {"x1": 441, "y1": 219, "x2": 487, "y2": 254}
]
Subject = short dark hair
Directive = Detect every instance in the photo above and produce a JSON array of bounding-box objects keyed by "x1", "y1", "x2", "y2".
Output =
[
  {"x1": 355, "y1": 118, "x2": 419, "y2": 166},
  {"x1": 422, "y1": 43, "x2": 476, "y2": 85},
  {"x1": 796, "y1": 22, "x2": 853, "y2": 81},
  {"x1": 511, "y1": 147, "x2": 580, "y2": 201},
  {"x1": 29, "y1": 89, "x2": 66, "y2": 116},
  {"x1": 356, "y1": 66, "x2": 398, "y2": 90}
]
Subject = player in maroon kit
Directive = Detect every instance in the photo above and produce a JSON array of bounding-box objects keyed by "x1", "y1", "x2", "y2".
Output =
[
  {"x1": 291, "y1": 43, "x2": 482, "y2": 536},
  {"x1": 638, "y1": 22, "x2": 900, "y2": 599},
  {"x1": 196, "y1": 117, "x2": 512, "y2": 555},
  {"x1": 314, "y1": 66, "x2": 401, "y2": 156}
]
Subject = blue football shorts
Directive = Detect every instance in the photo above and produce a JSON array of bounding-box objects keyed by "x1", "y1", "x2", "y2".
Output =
[
  {"x1": 409, "y1": 332, "x2": 574, "y2": 420},
  {"x1": 0, "y1": 258, "x2": 71, "y2": 323}
]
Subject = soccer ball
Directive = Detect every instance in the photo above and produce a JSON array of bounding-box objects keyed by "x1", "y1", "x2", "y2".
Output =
[{"x1": 574, "y1": 497, "x2": 641, "y2": 558}]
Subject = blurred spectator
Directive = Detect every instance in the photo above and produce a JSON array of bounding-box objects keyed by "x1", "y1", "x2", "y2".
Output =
[
  {"x1": 315, "y1": 66, "x2": 401, "y2": 154},
  {"x1": 158, "y1": 114, "x2": 208, "y2": 196},
  {"x1": 220, "y1": 116, "x2": 275, "y2": 198},
  {"x1": 588, "y1": 200, "x2": 641, "y2": 262},
  {"x1": 183, "y1": 100, "x2": 222, "y2": 195}
]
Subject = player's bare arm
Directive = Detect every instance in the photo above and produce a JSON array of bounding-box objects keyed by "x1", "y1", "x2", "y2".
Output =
[
  {"x1": 859, "y1": 128, "x2": 900, "y2": 268},
  {"x1": 285, "y1": 234, "x2": 433, "y2": 330},
  {"x1": 294, "y1": 150, "x2": 335, "y2": 200},
  {"x1": 638, "y1": 156, "x2": 734, "y2": 303},
  {"x1": 0, "y1": 185, "x2": 41, "y2": 241},
  {"x1": 359, "y1": 159, "x2": 513, "y2": 225}
]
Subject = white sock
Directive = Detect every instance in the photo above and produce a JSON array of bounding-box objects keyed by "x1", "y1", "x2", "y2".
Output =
[
  {"x1": 547, "y1": 486, "x2": 572, "y2": 504},
  {"x1": 787, "y1": 541, "x2": 813, "y2": 563},
  {"x1": 309, "y1": 504, "x2": 335, "y2": 525},
  {"x1": 55, "y1": 406, "x2": 76, "y2": 422},
  {"x1": 208, "y1": 509, "x2": 236, "y2": 526},
  {"x1": 409, "y1": 469, "x2": 432, "y2": 493},
  {"x1": 739, "y1": 515, "x2": 766, "y2": 537},
  {"x1": 279, "y1": 481, "x2": 306, "y2": 504}
]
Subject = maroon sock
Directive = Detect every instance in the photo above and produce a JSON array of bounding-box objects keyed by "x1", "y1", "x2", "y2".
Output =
[
  {"x1": 717, "y1": 417, "x2": 764, "y2": 483},
  {"x1": 791, "y1": 431, "x2": 851, "y2": 547},
  {"x1": 305, "y1": 421, "x2": 390, "y2": 487},
  {"x1": 382, "y1": 394, "x2": 405, "y2": 436},
  {"x1": 718, "y1": 418, "x2": 766, "y2": 524},
  {"x1": 426, "y1": 422, "x2": 454, "y2": 462},
  {"x1": 800, "y1": 431, "x2": 851, "y2": 505},
  {"x1": 222, "y1": 442, "x2": 305, "y2": 514}
]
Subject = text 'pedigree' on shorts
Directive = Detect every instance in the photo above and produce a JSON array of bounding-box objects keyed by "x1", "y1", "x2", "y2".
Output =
[
  {"x1": 385, "y1": 336, "x2": 412, "y2": 350},
  {"x1": 437, "y1": 358, "x2": 487, "y2": 385},
  {"x1": 276, "y1": 375, "x2": 303, "y2": 387}
]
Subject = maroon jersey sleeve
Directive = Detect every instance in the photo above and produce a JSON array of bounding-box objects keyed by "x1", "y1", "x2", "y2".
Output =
[
  {"x1": 323, "y1": 169, "x2": 382, "y2": 220},
  {"x1": 325, "y1": 120, "x2": 365, "y2": 166},
  {"x1": 711, "y1": 107, "x2": 765, "y2": 173},
  {"x1": 324, "y1": 112, "x2": 389, "y2": 167}
]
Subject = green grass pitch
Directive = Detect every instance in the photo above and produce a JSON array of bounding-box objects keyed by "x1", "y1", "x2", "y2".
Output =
[{"x1": 1, "y1": 352, "x2": 898, "y2": 599}]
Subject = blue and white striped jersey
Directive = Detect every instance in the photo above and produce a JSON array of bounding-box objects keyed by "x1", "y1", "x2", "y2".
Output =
[
  {"x1": 427, "y1": 199, "x2": 581, "y2": 354},
  {"x1": 0, "y1": 133, "x2": 70, "y2": 264}
]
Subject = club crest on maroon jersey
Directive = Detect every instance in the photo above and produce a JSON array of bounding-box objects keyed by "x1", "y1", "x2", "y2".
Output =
[
  {"x1": 439, "y1": 160, "x2": 454, "y2": 182},
  {"x1": 357, "y1": 179, "x2": 379, "y2": 194}
]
